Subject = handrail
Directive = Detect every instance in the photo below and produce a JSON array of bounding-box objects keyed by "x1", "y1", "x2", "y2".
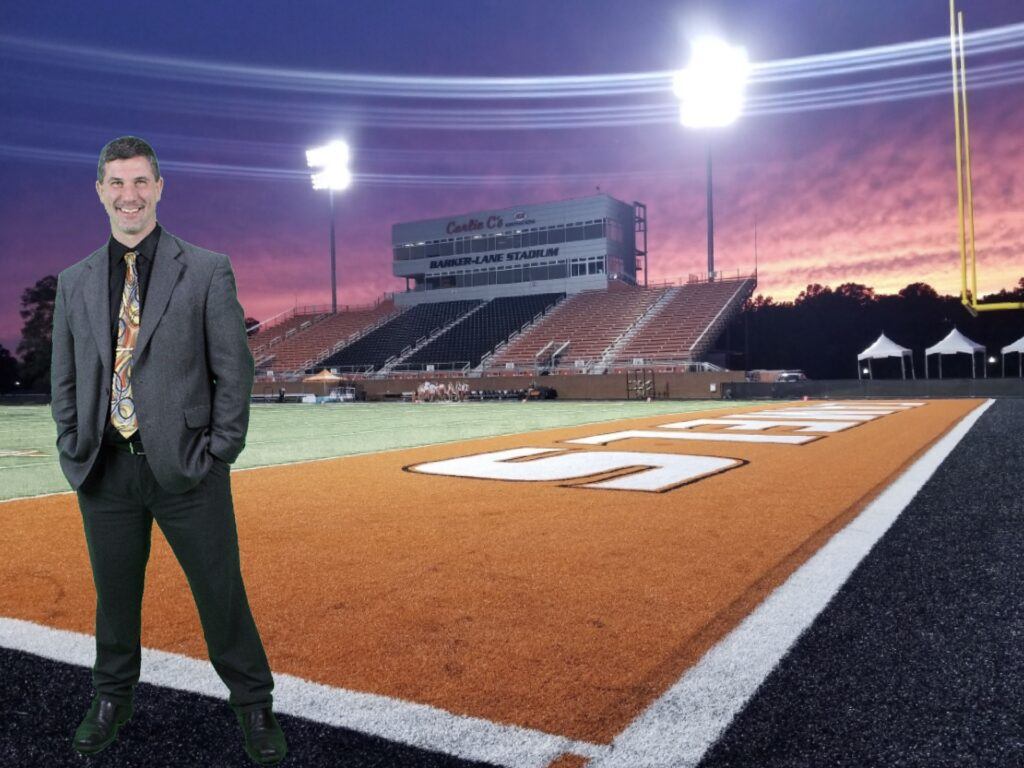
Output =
[
  {"x1": 388, "y1": 361, "x2": 472, "y2": 373},
  {"x1": 688, "y1": 277, "x2": 755, "y2": 356},
  {"x1": 481, "y1": 294, "x2": 566, "y2": 371},
  {"x1": 285, "y1": 306, "x2": 404, "y2": 374},
  {"x1": 251, "y1": 293, "x2": 396, "y2": 337}
]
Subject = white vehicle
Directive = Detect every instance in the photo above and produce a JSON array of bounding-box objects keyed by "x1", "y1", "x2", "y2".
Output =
[{"x1": 776, "y1": 371, "x2": 807, "y2": 383}]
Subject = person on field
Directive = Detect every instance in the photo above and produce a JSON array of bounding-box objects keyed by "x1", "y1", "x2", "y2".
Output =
[{"x1": 50, "y1": 136, "x2": 287, "y2": 765}]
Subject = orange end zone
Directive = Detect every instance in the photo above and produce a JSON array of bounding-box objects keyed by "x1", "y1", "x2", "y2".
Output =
[{"x1": 0, "y1": 400, "x2": 980, "y2": 744}]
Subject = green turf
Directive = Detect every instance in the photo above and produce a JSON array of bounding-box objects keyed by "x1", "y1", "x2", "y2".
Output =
[{"x1": 0, "y1": 400, "x2": 753, "y2": 501}]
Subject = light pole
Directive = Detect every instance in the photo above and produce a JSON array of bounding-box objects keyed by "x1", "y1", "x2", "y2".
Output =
[
  {"x1": 306, "y1": 141, "x2": 352, "y2": 313},
  {"x1": 674, "y1": 37, "x2": 749, "y2": 282}
]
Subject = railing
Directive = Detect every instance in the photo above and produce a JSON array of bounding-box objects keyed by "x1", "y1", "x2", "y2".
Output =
[
  {"x1": 249, "y1": 292, "x2": 395, "y2": 338},
  {"x1": 642, "y1": 271, "x2": 755, "y2": 289},
  {"x1": 247, "y1": 305, "x2": 305, "y2": 336},
  {"x1": 688, "y1": 278, "x2": 756, "y2": 357},
  {"x1": 382, "y1": 302, "x2": 490, "y2": 374},
  {"x1": 291, "y1": 307, "x2": 404, "y2": 373},
  {"x1": 606, "y1": 360, "x2": 724, "y2": 373},
  {"x1": 478, "y1": 295, "x2": 565, "y2": 372},
  {"x1": 250, "y1": 310, "x2": 331, "y2": 356},
  {"x1": 387, "y1": 361, "x2": 471, "y2": 374},
  {"x1": 686, "y1": 270, "x2": 755, "y2": 284},
  {"x1": 322, "y1": 364, "x2": 375, "y2": 375}
]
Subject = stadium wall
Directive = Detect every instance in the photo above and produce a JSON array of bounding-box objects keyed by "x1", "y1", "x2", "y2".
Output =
[
  {"x1": 254, "y1": 371, "x2": 747, "y2": 401},
  {"x1": 723, "y1": 378, "x2": 1024, "y2": 399}
]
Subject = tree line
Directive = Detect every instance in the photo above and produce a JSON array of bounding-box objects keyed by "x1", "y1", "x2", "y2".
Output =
[
  {"x1": 726, "y1": 279, "x2": 1024, "y2": 379},
  {"x1": 2, "y1": 275, "x2": 1023, "y2": 393},
  {"x1": 0, "y1": 276, "x2": 260, "y2": 394}
]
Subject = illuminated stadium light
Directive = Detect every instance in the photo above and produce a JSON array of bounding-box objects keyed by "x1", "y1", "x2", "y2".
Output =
[
  {"x1": 306, "y1": 140, "x2": 352, "y2": 312},
  {"x1": 674, "y1": 37, "x2": 750, "y2": 128},
  {"x1": 673, "y1": 36, "x2": 748, "y2": 281},
  {"x1": 306, "y1": 140, "x2": 351, "y2": 190}
]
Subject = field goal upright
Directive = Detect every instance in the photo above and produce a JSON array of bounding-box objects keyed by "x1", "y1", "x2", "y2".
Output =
[{"x1": 949, "y1": 0, "x2": 1023, "y2": 314}]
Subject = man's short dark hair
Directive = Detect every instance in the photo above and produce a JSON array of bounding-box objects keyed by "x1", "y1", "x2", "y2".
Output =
[{"x1": 97, "y1": 136, "x2": 161, "y2": 182}]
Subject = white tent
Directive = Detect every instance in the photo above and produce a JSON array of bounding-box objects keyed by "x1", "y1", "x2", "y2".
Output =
[
  {"x1": 1002, "y1": 334, "x2": 1024, "y2": 377},
  {"x1": 925, "y1": 327, "x2": 986, "y2": 379},
  {"x1": 856, "y1": 333, "x2": 915, "y2": 379}
]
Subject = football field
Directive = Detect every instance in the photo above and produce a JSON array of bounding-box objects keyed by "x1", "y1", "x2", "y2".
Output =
[{"x1": 1, "y1": 398, "x2": 1020, "y2": 767}]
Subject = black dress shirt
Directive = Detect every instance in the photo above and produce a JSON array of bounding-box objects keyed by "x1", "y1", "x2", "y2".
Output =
[{"x1": 103, "y1": 224, "x2": 161, "y2": 445}]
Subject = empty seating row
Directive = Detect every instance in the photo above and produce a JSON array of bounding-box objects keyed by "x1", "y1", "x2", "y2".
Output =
[
  {"x1": 320, "y1": 300, "x2": 481, "y2": 371},
  {"x1": 614, "y1": 278, "x2": 754, "y2": 362},
  {"x1": 486, "y1": 285, "x2": 667, "y2": 370},
  {"x1": 248, "y1": 311, "x2": 327, "y2": 358},
  {"x1": 405, "y1": 293, "x2": 564, "y2": 369},
  {"x1": 261, "y1": 301, "x2": 397, "y2": 372}
]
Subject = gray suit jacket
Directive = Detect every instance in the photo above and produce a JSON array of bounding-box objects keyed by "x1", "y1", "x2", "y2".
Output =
[{"x1": 51, "y1": 229, "x2": 254, "y2": 494}]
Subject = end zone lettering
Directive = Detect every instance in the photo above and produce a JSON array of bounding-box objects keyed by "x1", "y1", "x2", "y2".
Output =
[{"x1": 409, "y1": 403, "x2": 926, "y2": 493}]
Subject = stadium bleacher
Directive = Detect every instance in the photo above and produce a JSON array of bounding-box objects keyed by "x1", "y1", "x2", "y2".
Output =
[
  {"x1": 403, "y1": 293, "x2": 565, "y2": 370},
  {"x1": 252, "y1": 277, "x2": 754, "y2": 378},
  {"x1": 612, "y1": 277, "x2": 755, "y2": 365},
  {"x1": 485, "y1": 283, "x2": 668, "y2": 372},
  {"x1": 319, "y1": 300, "x2": 482, "y2": 371},
  {"x1": 248, "y1": 310, "x2": 328, "y2": 364},
  {"x1": 259, "y1": 301, "x2": 398, "y2": 373}
]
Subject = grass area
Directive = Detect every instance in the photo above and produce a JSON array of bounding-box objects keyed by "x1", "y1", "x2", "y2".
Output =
[{"x1": 0, "y1": 400, "x2": 751, "y2": 501}]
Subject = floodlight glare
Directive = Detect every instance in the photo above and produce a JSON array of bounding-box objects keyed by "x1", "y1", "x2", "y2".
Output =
[
  {"x1": 309, "y1": 167, "x2": 352, "y2": 191},
  {"x1": 306, "y1": 140, "x2": 352, "y2": 191},
  {"x1": 306, "y1": 140, "x2": 353, "y2": 312},
  {"x1": 674, "y1": 37, "x2": 750, "y2": 128}
]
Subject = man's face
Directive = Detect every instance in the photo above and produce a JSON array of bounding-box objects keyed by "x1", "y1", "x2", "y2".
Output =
[{"x1": 95, "y1": 156, "x2": 163, "y2": 241}]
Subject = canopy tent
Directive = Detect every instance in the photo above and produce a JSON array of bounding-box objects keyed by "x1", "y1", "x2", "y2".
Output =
[
  {"x1": 1002, "y1": 334, "x2": 1024, "y2": 377},
  {"x1": 302, "y1": 369, "x2": 342, "y2": 383},
  {"x1": 303, "y1": 368, "x2": 343, "y2": 395},
  {"x1": 925, "y1": 327, "x2": 986, "y2": 378},
  {"x1": 856, "y1": 333, "x2": 915, "y2": 379}
]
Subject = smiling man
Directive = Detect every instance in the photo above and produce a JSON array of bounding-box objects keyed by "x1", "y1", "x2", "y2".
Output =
[{"x1": 50, "y1": 136, "x2": 287, "y2": 764}]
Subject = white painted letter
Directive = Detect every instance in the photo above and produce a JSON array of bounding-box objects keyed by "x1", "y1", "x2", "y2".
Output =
[{"x1": 409, "y1": 448, "x2": 741, "y2": 492}]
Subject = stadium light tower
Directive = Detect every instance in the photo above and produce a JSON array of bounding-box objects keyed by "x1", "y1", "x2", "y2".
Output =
[
  {"x1": 674, "y1": 37, "x2": 749, "y2": 282},
  {"x1": 306, "y1": 140, "x2": 352, "y2": 313}
]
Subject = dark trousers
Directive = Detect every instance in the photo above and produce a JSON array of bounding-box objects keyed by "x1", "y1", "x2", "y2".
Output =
[{"x1": 76, "y1": 447, "x2": 274, "y2": 713}]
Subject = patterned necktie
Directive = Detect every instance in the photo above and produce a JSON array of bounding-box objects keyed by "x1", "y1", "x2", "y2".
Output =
[{"x1": 110, "y1": 251, "x2": 141, "y2": 439}]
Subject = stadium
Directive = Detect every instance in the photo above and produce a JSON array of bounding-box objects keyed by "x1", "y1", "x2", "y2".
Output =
[
  {"x1": 5, "y1": 177, "x2": 1024, "y2": 765},
  {"x1": 248, "y1": 192, "x2": 757, "y2": 403},
  {"x1": 3, "y1": 2, "x2": 1024, "y2": 767}
]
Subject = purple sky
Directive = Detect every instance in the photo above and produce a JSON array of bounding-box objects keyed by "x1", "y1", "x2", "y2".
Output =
[{"x1": 1, "y1": 0, "x2": 1022, "y2": 353}]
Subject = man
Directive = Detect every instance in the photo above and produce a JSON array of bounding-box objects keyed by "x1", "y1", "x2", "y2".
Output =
[{"x1": 50, "y1": 136, "x2": 287, "y2": 765}]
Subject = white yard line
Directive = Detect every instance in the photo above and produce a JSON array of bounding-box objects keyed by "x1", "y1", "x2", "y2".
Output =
[
  {"x1": 589, "y1": 399, "x2": 994, "y2": 768},
  {"x1": 0, "y1": 617, "x2": 607, "y2": 768}
]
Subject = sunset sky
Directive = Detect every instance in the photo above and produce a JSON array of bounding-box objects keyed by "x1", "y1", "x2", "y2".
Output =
[{"x1": 1, "y1": 0, "x2": 1022, "y2": 353}]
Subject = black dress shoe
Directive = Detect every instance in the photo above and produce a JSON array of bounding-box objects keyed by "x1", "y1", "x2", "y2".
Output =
[
  {"x1": 72, "y1": 697, "x2": 132, "y2": 755},
  {"x1": 237, "y1": 707, "x2": 288, "y2": 765}
]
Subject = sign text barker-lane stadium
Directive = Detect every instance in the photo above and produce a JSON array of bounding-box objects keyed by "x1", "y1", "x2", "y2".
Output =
[{"x1": 429, "y1": 247, "x2": 559, "y2": 270}]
